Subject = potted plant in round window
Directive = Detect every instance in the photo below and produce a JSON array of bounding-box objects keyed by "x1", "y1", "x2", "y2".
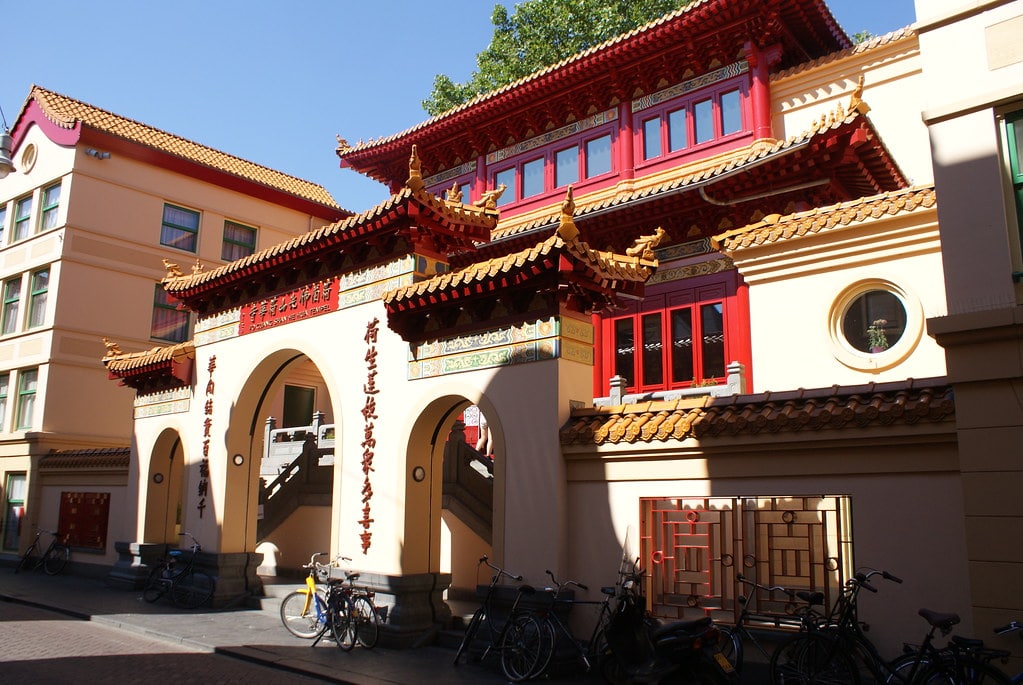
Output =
[{"x1": 867, "y1": 318, "x2": 889, "y2": 353}]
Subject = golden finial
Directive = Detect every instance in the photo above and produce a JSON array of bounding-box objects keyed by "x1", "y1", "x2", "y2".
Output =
[
  {"x1": 335, "y1": 134, "x2": 350, "y2": 150},
  {"x1": 626, "y1": 227, "x2": 667, "y2": 261},
  {"x1": 407, "y1": 145, "x2": 424, "y2": 192},
  {"x1": 192, "y1": 259, "x2": 205, "y2": 274},
  {"x1": 556, "y1": 186, "x2": 579, "y2": 242},
  {"x1": 162, "y1": 259, "x2": 183, "y2": 279},
  {"x1": 445, "y1": 182, "x2": 463, "y2": 204},
  {"x1": 474, "y1": 184, "x2": 507, "y2": 210},
  {"x1": 847, "y1": 75, "x2": 870, "y2": 115},
  {"x1": 102, "y1": 337, "x2": 123, "y2": 358}
]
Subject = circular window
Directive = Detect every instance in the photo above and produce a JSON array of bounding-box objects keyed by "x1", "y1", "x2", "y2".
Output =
[
  {"x1": 20, "y1": 144, "x2": 36, "y2": 173},
  {"x1": 829, "y1": 279, "x2": 923, "y2": 371},
  {"x1": 841, "y1": 290, "x2": 906, "y2": 354}
]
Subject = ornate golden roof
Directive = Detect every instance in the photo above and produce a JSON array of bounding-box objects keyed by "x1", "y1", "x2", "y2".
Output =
[
  {"x1": 102, "y1": 340, "x2": 195, "y2": 373},
  {"x1": 711, "y1": 184, "x2": 936, "y2": 252},
  {"x1": 24, "y1": 85, "x2": 340, "y2": 210}
]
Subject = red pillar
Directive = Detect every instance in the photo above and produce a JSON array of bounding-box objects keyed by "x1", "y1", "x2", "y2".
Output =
[{"x1": 744, "y1": 41, "x2": 783, "y2": 140}]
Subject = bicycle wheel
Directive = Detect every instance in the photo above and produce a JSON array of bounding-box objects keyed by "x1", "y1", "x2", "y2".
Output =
[
  {"x1": 43, "y1": 543, "x2": 70, "y2": 575},
  {"x1": 454, "y1": 607, "x2": 486, "y2": 665},
  {"x1": 917, "y1": 657, "x2": 1011, "y2": 685},
  {"x1": 500, "y1": 612, "x2": 544, "y2": 682},
  {"x1": 14, "y1": 543, "x2": 36, "y2": 574},
  {"x1": 351, "y1": 595, "x2": 380, "y2": 648},
  {"x1": 171, "y1": 569, "x2": 215, "y2": 609},
  {"x1": 142, "y1": 564, "x2": 169, "y2": 602},
  {"x1": 719, "y1": 625, "x2": 744, "y2": 674},
  {"x1": 770, "y1": 632, "x2": 860, "y2": 685},
  {"x1": 280, "y1": 590, "x2": 327, "y2": 638},
  {"x1": 331, "y1": 595, "x2": 356, "y2": 651},
  {"x1": 529, "y1": 617, "x2": 558, "y2": 679}
]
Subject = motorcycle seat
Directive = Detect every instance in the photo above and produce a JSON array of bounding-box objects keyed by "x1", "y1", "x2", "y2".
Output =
[{"x1": 650, "y1": 616, "x2": 712, "y2": 640}]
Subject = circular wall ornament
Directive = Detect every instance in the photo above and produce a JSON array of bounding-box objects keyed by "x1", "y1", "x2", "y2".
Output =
[
  {"x1": 829, "y1": 279, "x2": 923, "y2": 371},
  {"x1": 233, "y1": 454, "x2": 245, "y2": 466},
  {"x1": 412, "y1": 466, "x2": 426, "y2": 482},
  {"x1": 152, "y1": 473, "x2": 164, "y2": 484},
  {"x1": 20, "y1": 144, "x2": 36, "y2": 173}
]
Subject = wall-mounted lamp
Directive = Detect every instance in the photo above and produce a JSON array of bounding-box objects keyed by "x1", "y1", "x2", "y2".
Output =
[
  {"x1": 0, "y1": 130, "x2": 14, "y2": 178},
  {"x1": 85, "y1": 148, "x2": 110, "y2": 160},
  {"x1": 232, "y1": 454, "x2": 245, "y2": 466}
]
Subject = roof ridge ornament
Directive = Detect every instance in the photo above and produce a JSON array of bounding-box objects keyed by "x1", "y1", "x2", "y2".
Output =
[
  {"x1": 556, "y1": 186, "x2": 580, "y2": 242},
  {"x1": 626, "y1": 227, "x2": 667, "y2": 261},
  {"x1": 162, "y1": 259, "x2": 184, "y2": 281},
  {"x1": 473, "y1": 183, "x2": 507, "y2": 210},
  {"x1": 406, "y1": 145, "x2": 424, "y2": 192},
  {"x1": 102, "y1": 337, "x2": 123, "y2": 359},
  {"x1": 847, "y1": 75, "x2": 870, "y2": 116}
]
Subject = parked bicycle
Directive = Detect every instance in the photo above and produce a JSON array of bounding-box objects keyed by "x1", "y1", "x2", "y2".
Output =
[
  {"x1": 453, "y1": 554, "x2": 543, "y2": 682},
  {"x1": 718, "y1": 573, "x2": 824, "y2": 673},
  {"x1": 279, "y1": 552, "x2": 336, "y2": 639},
  {"x1": 770, "y1": 567, "x2": 1011, "y2": 685},
  {"x1": 993, "y1": 621, "x2": 1022, "y2": 684},
  {"x1": 524, "y1": 568, "x2": 617, "y2": 680},
  {"x1": 335, "y1": 566, "x2": 381, "y2": 649},
  {"x1": 142, "y1": 532, "x2": 215, "y2": 609},
  {"x1": 14, "y1": 528, "x2": 70, "y2": 575}
]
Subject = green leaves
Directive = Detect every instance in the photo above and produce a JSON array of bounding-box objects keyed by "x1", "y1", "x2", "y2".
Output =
[{"x1": 422, "y1": 0, "x2": 692, "y2": 117}]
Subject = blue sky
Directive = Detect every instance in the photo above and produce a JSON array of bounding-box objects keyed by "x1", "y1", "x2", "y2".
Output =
[{"x1": 3, "y1": 0, "x2": 916, "y2": 214}]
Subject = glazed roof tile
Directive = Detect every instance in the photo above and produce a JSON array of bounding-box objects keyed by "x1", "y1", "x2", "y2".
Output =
[
  {"x1": 162, "y1": 185, "x2": 498, "y2": 295},
  {"x1": 561, "y1": 378, "x2": 953, "y2": 445},
  {"x1": 22, "y1": 85, "x2": 340, "y2": 210},
  {"x1": 40, "y1": 447, "x2": 130, "y2": 470},
  {"x1": 102, "y1": 340, "x2": 195, "y2": 374},
  {"x1": 712, "y1": 184, "x2": 936, "y2": 251},
  {"x1": 772, "y1": 27, "x2": 916, "y2": 82}
]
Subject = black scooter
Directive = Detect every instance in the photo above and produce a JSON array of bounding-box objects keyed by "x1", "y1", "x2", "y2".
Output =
[{"x1": 600, "y1": 566, "x2": 738, "y2": 685}]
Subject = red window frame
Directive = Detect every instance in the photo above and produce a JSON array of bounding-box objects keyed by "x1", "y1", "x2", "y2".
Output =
[
  {"x1": 634, "y1": 75, "x2": 751, "y2": 169},
  {"x1": 594, "y1": 271, "x2": 750, "y2": 397}
]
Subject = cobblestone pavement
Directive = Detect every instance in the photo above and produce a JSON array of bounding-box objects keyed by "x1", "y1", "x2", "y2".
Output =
[{"x1": 0, "y1": 601, "x2": 325, "y2": 683}]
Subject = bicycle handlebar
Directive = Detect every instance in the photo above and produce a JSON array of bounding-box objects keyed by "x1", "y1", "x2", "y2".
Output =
[
  {"x1": 478, "y1": 554, "x2": 523, "y2": 582},
  {"x1": 545, "y1": 569, "x2": 589, "y2": 592},
  {"x1": 994, "y1": 621, "x2": 1021, "y2": 635},
  {"x1": 736, "y1": 573, "x2": 796, "y2": 598},
  {"x1": 178, "y1": 531, "x2": 201, "y2": 552}
]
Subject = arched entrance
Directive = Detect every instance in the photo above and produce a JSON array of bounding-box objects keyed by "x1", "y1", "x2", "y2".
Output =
[
  {"x1": 225, "y1": 348, "x2": 337, "y2": 573},
  {"x1": 404, "y1": 394, "x2": 499, "y2": 601},
  {"x1": 143, "y1": 428, "x2": 185, "y2": 544}
]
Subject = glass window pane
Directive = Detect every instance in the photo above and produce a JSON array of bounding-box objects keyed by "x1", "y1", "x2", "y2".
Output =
[
  {"x1": 522, "y1": 158, "x2": 545, "y2": 198},
  {"x1": 2, "y1": 279, "x2": 20, "y2": 335},
  {"x1": 555, "y1": 147, "x2": 579, "y2": 187},
  {"x1": 41, "y1": 183, "x2": 61, "y2": 231},
  {"x1": 642, "y1": 118, "x2": 661, "y2": 160},
  {"x1": 641, "y1": 313, "x2": 664, "y2": 386},
  {"x1": 700, "y1": 303, "x2": 725, "y2": 379},
  {"x1": 222, "y1": 221, "x2": 257, "y2": 261},
  {"x1": 0, "y1": 205, "x2": 6, "y2": 246},
  {"x1": 842, "y1": 290, "x2": 907, "y2": 353},
  {"x1": 13, "y1": 197, "x2": 32, "y2": 242},
  {"x1": 694, "y1": 99, "x2": 714, "y2": 144},
  {"x1": 721, "y1": 90, "x2": 742, "y2": 135},
  {"x1": 16, "y1": 368, "x2": 37, "y2": 430},
  {"x1": 670, "y1": 308, "x2": 695, "y2": 384},
  {"x1": 3, "y1": 473, "x2": 25, "y2": 551},
  {"x1": 494, "y1": 168, "x2": 516, "y2": 205},
  {"x1": 151, "y1": 285, "x2": 189, "y2": 342},
  {"x1": 459, "y1": 182, "x2": 472, "y2": 204},
  {"x1": 613, "y1": 318, "x2": 635, "y2": 386},
  {"x1": 0, "y1": 373, "x2": 8, "y2": 427},
  {"x1": 668, "y1": 108, "x2": 688, "y2": 151},
  {"x1": 1012, "y1": 115, "x2": 1023, "y2": 175},
  {"x1": 28, "y1": 269, "x2": 48, "y2": 329},
  {"x1": 161, "y1": 204, "x2": 199, "y2": 252},
  {"x1": 585, "y1": 135, "x2": 612, "y2": 178}
]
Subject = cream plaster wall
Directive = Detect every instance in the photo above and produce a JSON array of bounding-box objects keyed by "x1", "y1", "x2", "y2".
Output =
[
  {"x1": 730, "y1": 209, "x2": 947, "y2": 390},
  {"x1": 772, "y1": 32, "x2": 932, "y2": 187}
]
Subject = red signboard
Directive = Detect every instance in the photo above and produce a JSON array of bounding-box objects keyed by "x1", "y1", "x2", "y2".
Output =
[
  {"x1": 58, "y1": 491, "x2": 110, "y2": 551},
  {"x1": 239, "y1": 277, "x2": 339, "y2": 335}
]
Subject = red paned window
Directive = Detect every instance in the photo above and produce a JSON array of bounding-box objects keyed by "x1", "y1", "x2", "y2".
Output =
[{"x1": 598, "y1": 272, "x2": 748, "y2": 396}]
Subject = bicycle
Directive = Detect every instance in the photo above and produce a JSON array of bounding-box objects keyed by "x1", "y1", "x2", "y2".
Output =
[
  {"x1": 142, "y1": 532, "x2": 216, "y2": 609},
  {"x1": 14, "y1": 528, "x2": 70, "y2": 575},
  {"x1": 453, "y1": 554, "x2": 543, "y2": 682},
  {"x1": 335, "y1": 566, "x2": 381, "y2": 649},
  {"x1": 279, "y1": 552, "x2": 336, "y2": 639},
  {"x1": 524, "y1": 568, "x2": 617, "y2": 680},
  {"x1": 770, "y1": 567, "x2": 1010, "y2": 685},
  {"x1": 719, "y1": 573, "x2": 824, "y2": 673},
  {"x1": 993, "y1": 621, "x2": 1021, "y2": 684}
]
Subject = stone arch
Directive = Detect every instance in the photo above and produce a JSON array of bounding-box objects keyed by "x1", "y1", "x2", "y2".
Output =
[
  {"x1": 144, "y1": 427, "x2": 185, "y2": 544},
  {"x1": 402, "y1": 392, "x2": 503, "y2": 596},
  {"x1": 222, "y1": 347, "x2": 338, "y2": 566}
]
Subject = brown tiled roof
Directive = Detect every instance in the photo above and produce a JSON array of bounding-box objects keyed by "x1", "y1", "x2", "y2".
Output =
[
  {"x1": 40, "y1": 447, "x2": 130, "y2": 470},
  {"x1": 103, "y1": 341, "x2": 195, "y2": 373},
  {"x1": 162, "y1": 185, "x2": 497, "y2": 297},
  {"x1": 384, "y1": 230, "x2": 656, "y2": 307},
  {"x1": 772, "y1": 27, "x2": 916, "y2": 82},
  {"x1": 711, "y1": 185, "x2": 936, "y2": 252},
  {"x1": 561, "y1": 378, "x2": 953, "y2": 445},
  {"x1": 23, "y1": 85, "x2": 341, "y2": 210}
]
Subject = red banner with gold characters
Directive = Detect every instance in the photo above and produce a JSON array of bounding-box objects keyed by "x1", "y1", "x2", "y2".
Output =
[{"x1": 239, "y1": 277, "x2": 339, "y2": 335}]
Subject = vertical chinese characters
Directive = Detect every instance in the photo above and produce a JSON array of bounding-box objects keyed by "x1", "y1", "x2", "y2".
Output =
[{"x1": 359, "y1": 318, "x2": 379, "y2": 553}]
